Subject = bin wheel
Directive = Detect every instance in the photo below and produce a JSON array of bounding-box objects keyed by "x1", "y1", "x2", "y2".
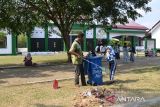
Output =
[
  {"x1": 92, "y1": 82, "x2": 97, "y2": 86},
  {"x1": 87, "y1": 81, "x2": 92, "y2": 85}
]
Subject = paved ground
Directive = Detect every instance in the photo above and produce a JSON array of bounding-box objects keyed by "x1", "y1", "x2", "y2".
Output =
[{"x1": 0, "y1": 56, "x2": 160, "y2": 86}]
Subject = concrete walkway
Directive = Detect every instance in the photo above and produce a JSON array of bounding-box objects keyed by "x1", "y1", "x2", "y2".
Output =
[{"x1": 0, "y1": 56, "x2": 160, "y2": 86}]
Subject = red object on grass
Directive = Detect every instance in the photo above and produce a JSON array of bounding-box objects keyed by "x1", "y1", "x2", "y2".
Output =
[{"x1": 53, "y1": 80, "x2": 58, "y2": 89}]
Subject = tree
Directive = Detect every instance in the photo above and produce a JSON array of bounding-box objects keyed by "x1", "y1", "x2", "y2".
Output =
[
  {"x1": 0, "y1": 0, "x2": 41, "y2": 35},
  {"x1": 92, "y1": 0, "x2": 151, "y2": 24},
  {"x1": 0, "y1": 0, "x2": 43, "y2": 54},
  {"x1": 0, "y1": 0, "x2": 151, "y2": 61}
]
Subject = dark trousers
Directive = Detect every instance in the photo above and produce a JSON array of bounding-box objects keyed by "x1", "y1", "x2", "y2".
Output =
[
  {"x1": 130, "y1": 52, "x2": 135, "y2": 62},
  {"x1": 109, "y1": 61, "x2": 116, "y2": 81},
  {"x1": 24, "y1": 60, "x2": 32, "y2": 66},
  {"x1": 115, "y1": 52, "x2": 120, "y2": 59},
  {"x1": 75, "y1": 64, "x2": 86, "y2": 85}
]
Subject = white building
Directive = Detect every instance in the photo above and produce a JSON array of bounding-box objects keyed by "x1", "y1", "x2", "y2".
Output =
[
  {"x1": 0, "y1": 30, "x2": 16, "y2": 55},
  {"x1": 0, "y1": 21, "x2": 148, "y2": 55},
  {"x1": 149, "y1": 20, "x2": 160, "y2": 49}
]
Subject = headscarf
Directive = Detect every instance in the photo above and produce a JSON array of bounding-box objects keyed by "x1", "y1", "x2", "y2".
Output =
[
  {"x1": 106, "y1": 46, "x2": 116, "y2": 61},
  {"x1": 26, "y1": 53, "x2": 32, "y2": 60},
  {"x1": 106, "y1": 46, "x2": 115, "y2": 55}
]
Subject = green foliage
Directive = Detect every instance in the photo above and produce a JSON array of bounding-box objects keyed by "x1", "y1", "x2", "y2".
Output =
[
  {"x1": 109, "y1": 39, "x2": 118, "y2": 46},
  {"x1": 0, "y1": 0, "x2": 41, "y2": 35},
  {"x1": 92, "y1": 0, "x2": 151, "y2": 24},
  {"x1": 0, "y1": 32, "x2": 7, "y2": 48},
  {"x1": 124, "y1": 41, "x2": 131, "y2": 46},
  {"x1": 0, "y1": 32, "x2": 6, "y2": 41},
  {"x1": 108, "y1": 39, "x2": 131, "y2": 46},
  {"x1": 0, "y1": 0, "x2": 151, "y2": 51},
  {"x1": 17, "y1": 34, "x2": 27, "y2": 48},
  {"x1": 118, "y1": 40, "x2": 131, "y2": 46}
]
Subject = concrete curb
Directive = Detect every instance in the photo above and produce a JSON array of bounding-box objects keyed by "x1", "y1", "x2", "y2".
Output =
[{"x1": 4, "y1": 77, "x2": 74, "y2": 87}]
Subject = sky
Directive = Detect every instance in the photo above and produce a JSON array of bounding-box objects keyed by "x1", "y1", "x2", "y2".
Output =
[{"x1": 136, "y1": 0, "x2": 160, "y2": 29}]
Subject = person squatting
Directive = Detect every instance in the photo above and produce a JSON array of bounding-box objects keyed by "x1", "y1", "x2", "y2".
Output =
[{"x1": 105, "y1": 46, "x2": 117, "y2": 81}]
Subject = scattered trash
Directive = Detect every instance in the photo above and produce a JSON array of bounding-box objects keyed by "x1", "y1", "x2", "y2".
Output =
[{"x1": 73, "y1": 87, "x2": 117, "y2": 107}]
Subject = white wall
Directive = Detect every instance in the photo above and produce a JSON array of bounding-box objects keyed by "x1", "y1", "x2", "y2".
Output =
[
  {"x1": 136, "y1": 46, "x2": 145, "y2": 51},
  {"x1": 96, "y1": 28, "x2": 106, "y2": 39},
  {"x1": 0, "y1": 34, "x2": 12, "y2": 54},
  {"x1": 31, "y1": 27, "x2": 45, "y2": 38},
  {"x1": 151, "y1": 24, "x2": 160, "y2": 49},
  {"x1": 84, "y1": 28, "x2": 146, "y2": 40},
  {"x1": 18, "y1": 48, "x2": 28, "y2": 53},
  {"x1": 86, "y1": 29, "x2": 93, "y2": 38},
  {"x1": 110, "y1": 32, "x2": 145, "y2": 38},
  {"x1": 147, "y1": 40, "x2": 155, "y2": 50},
  {"x1": 142, "y1": 39, "x2": 154, "y2": 50},
  {"x1": 48, "y1": 26, "x2": 61, "y2": 38}
]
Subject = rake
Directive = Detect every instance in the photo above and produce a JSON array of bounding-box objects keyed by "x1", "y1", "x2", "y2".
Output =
[{"x1": 83, "y1": 58, "x2": 109, "y2": 73}]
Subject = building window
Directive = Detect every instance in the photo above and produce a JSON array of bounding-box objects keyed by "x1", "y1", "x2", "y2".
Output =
[{"x1": 0, "y1": 32, "x2": 7, "y2": 48}]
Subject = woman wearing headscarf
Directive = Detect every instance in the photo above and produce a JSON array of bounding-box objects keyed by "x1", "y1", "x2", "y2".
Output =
[
  {"x1": 105, "y1": 46, "x2": 117, "y2": 82},
  {"x1": 24, "y1": 53, "x2": 32, "y2": 66}
]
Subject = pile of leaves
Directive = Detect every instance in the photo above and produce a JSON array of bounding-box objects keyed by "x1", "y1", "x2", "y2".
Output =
[{"x1": 73, "y1": 88, "x2": 117, "y2": 107}]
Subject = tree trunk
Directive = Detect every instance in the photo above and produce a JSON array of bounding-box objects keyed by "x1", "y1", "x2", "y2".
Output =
[
  {"x1": 67, "y1": 51, "x2": 72, "y2": 63},
  {"x1": 63, "y1": 35, "x2": 72, "y2": 63}
]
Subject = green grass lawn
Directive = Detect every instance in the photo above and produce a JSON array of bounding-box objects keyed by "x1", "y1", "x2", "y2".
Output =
[
  {"x1": 0, "y1": 53, "x2": 68, "y2": 66},
  {"x1": 0, "y1": 67, "x2": 159, "y2": 107},
  {"x1": 0, "y1": 52, "x2": 147, "y2": 67}
]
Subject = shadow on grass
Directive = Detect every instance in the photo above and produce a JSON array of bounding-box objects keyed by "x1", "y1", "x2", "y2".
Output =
[
  {"x1": 37, "y1": 60, "x2": 67, "y2": 65},
  {"x1": 103, "y1": 79, "x2": 160, "y2": 93},
  {"x1": 111, "y1": 87, "x2": 160, "y2": 93},
  {"x1": 120, "y1": 66, "x2": 160, "y2": 74},
  {"x1": 108, "y1": 85, "x2": 160, "y2": 97},
  {"x1": 0, "y1": 65, "x2": 74, "y2": 80},
  {"x1": 103, "y1": 79, "x2": 139, "y2": 85},
  {"x1": 0, "y1": 68, "x2": 51, "y2": 79},
  {"x1": 34, "y1": 104, "x2": 64, "y2": 107},
  {"x1": 0, "y1": 80, "x2": 7, "y2": 84}
]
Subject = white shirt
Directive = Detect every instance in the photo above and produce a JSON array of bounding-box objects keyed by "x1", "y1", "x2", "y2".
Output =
[{"x1": 100, "y1": 46, "x2": 106, "y2": 53}]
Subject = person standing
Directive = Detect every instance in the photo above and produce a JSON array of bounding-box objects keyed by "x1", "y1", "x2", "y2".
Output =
[
  {"x1": 129, "y1": 45, "x2": 136, "y2": 62},
  {"x1": 95, "y1": 41, "x2": 101, "y2": 54},
  {"x1": 100, "y1": 42, "x2": 107, "y2": 55},
  {"x1": 69, "y1": 32, "x2": 86, "y2": 86},
  {"x1": 123, "y1": 43, "x2": 129, "y2": 63},
  {"x1": 105, "y1": 46, "x2": 117, "y2": 82},
  {"x1": 114, "y1": 42, "x2": 120, "y2": 60},
  {"x1": 117, "y1": 44, "x2": 121, "y2": 59}
]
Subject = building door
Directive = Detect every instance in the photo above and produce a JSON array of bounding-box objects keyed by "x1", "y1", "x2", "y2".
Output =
[
  {"x1": 31, "y1": 38, "x2": 45, "y2": 52},
  {"x1": 48, "y1": 38, "x2": 63, "y2": 51},
  {"x1": 86, "y1": 39, "x2": 94, "y2": 51}
]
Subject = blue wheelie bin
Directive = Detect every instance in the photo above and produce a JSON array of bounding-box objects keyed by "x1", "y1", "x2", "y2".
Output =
[{"x1": 84, "y1": 56, "x2": 103, "y2": 85}]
